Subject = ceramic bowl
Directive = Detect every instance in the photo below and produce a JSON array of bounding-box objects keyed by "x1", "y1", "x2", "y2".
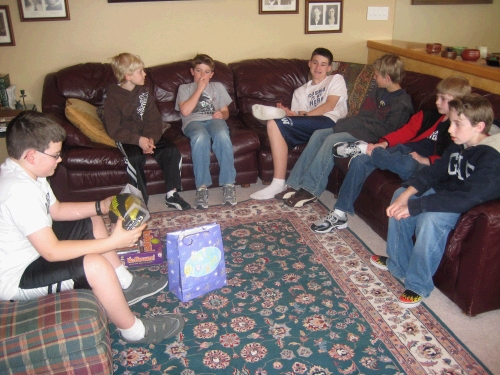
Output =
[
  {"x1": 452, "y1": 46, "x2": 467, "y2": 56},
  {"x1": 426, "y1": 43, "x2": 442, "y2": 54},
  {"x1": 461, "y1": 49, "x2": 481, "y2": 62},
  {"x1": 441, "y1": 50, "x2": 457, "y2": 59}
]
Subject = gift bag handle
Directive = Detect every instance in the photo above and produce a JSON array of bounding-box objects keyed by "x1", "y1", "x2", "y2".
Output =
[{"x1": 179, "y1": 226, "x2": 212, "y2": 246}]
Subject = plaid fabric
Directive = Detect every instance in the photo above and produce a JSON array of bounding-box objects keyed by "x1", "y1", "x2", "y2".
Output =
[
  {"x1": 334, "y1": 62, "x2": 375, "y2": 117},
  {"x1": 0, "y1": 290, "x2": 112, "y2": 375}
]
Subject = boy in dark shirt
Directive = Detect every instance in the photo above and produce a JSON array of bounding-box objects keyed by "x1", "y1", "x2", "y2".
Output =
[
  {"x1": 104, "y1": 52, "x2": 190, "y2": 210},
  {"x1": 371, "y1": 94, "x2": 500, "y2": 308}
]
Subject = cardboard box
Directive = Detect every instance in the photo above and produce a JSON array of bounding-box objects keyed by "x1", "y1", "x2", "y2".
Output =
[{"x1": 118, "y1": 228, "x2": 164, "y2": 267}]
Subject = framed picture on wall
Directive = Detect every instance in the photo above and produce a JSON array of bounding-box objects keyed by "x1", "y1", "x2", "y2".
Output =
[
  {"x1": 259, "y1": 0, "x2": 299, "y2": 14},
  {"x1": 305, "y1": 0, "x2": 343, "y2": 34},
  {"x1": 17, "y1": 0, "x2": 70, "y2": 21},
  {"x1": 0, "y1": 6, "x2": 15, "y2": 46}
]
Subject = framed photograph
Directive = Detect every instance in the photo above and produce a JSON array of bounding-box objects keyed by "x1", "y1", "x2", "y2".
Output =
[
  {"x1": 259, "y1": 0, "x2": 299, "y2": 14},
  {"x1": 17, "y1": 0, "x2": 70, "y2": 22},
  {"x1": 0, "y1": 6, "x2": 15, "y2": 46},
  {"x1": 305, "y1": 0, "x2": 343, "y2": 34}
]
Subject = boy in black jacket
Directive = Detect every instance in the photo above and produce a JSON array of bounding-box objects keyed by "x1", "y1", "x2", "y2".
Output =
[{"x1": 370, "y1": 94, "x2": 500, "y2": 308}]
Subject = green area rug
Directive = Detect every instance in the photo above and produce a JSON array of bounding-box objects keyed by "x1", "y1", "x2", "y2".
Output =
[{"x1": 109, "y1": 200, "x2": 489, "y2": 375}]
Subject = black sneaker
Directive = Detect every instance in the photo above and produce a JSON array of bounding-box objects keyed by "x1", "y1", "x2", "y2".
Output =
[
  {"x1": 370, "y1": 255, "x2": 388, "y2": 271},
  {"x1": 310, "y1": 211, "x2": 348, "y2": 233},
  {"x1": 123, "y1": 275, "x2": 169, "y2": 306},
  {"x1": 274, "y1": 187, "x2": 297, "y2": 200},
  {"x1": 284, "y1": 188, "x2": 317, "y2": 208},
  {"x1": 124, "y1": 315, "x2": 185, "y2": 344},
  {"x1": 165, "y1": 192, "x2": 191, "y2": 211},
  {"x1": 332, "y1": 141, "x2": 368, "y2": 158}
]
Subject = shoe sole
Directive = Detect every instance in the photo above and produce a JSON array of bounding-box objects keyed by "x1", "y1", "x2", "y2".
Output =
[
  {"x1": 286, "y1": 197, "x2": 317, "y2": 208},
  {"x1": 196, "y1": 204, "x2": 208, "y2": 209},
  {"x1": 370, "y1": 257, "x2": 388, "y2": 271},
  {"x1": 165, "y1": 202, "x2": 191, "y2": 211},
  {"x1": 223, "y1": 201, "x2": 237, "y2": 206},
  {"x1": 398, "y1": 300, "x2": 422, "y2": 309},
  {"x1": 127, "y1": 279, "x2": 169, "y2": 306},
  {"x1": 252, "y1": 105, "x2": 286, "y2": 121}
]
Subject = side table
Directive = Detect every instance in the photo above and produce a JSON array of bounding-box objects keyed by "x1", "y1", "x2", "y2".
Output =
[{"x1": 0, "y1": 110, "x2": 22, "y2": 163}]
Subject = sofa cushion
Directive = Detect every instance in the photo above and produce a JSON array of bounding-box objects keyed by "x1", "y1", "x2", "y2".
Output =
[
  {"x1": 0, "y1": 290, "x2": 112, "y2": 375},
  {"x1": 65, "y1": 98, "x2": 116, "y2": 148}
]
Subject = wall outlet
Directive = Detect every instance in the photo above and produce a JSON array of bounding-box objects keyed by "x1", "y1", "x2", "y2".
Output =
[{"x1": 367, "y1": 6, "x2": 389, "y2": 21}]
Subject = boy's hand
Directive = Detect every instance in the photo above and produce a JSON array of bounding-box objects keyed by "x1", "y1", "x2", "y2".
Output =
[
  {"x1": 410, "y1": 152, "x2": 430, "y2": 166},
  {"x1": 99, "y1": 196, "x2": 114, "y2": 215},
  {"x1": 110, "y1": 217, "x2": 147, "y2": 248},
  {"x1": 197, "y1": 76, "x2": 209, "y2": 91},
  {"x1": 139, "y1": 136, "x2": 154, "y2": 154},
  {"x1": 366, "y1": 142, "x2": 387, "y2": 156},
  {"x1": 386, "y1": 187, "x2": 416, "y2": 220},
  {"x1": 277, "y1": 103, "x2": 296, "y2": 116},
  {"x1": 213, "y1": 111, "x2": 224, "y2": 119}
]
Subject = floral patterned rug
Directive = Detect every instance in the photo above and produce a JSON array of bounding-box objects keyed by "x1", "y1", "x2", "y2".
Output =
[{"x1": 109, "y1": 200, "x2": 490, "y2": 375}]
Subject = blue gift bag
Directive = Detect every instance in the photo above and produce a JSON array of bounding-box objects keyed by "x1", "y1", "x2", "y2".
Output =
[{"x1": 166, "y1": 223, "x2": 227, "y2": 302}]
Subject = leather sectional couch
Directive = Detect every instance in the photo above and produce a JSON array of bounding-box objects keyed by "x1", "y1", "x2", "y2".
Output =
[{"x1": 41, "y1": 58, "x2": 500, "y2": 317}]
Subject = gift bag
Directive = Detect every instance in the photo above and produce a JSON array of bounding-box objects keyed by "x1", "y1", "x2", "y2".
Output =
[{"x1": 166, "y1": 223, "x2": 227, "y2": 302}]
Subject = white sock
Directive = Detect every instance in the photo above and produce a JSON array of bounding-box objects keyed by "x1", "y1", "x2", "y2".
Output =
[
  {"x1": 250, "y1": 178, "x2": 286, "y2": 200},
  {"x1": 115, "y1": 264, "x2": 133, "y2": 289},
  {"x1": 333, "y1": 209, "x2": 346, "y2": 218},
  {"x1": 119, "y1": 317, "x2": 146, "y2": 342}
]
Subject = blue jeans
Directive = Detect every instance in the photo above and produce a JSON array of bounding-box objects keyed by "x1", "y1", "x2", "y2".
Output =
[
  {"x1": 286, "y1": 129, "x2": 359, "y2": 197},
  {"x1": 183, "y1": 119, "x2": 236, "y2": 188},
  {"x1": 334, "y1": 144, "x2": 423, "y2": 215},
  {"x1": 386, "y1": 187, "x2": 460, "y2": 297}
]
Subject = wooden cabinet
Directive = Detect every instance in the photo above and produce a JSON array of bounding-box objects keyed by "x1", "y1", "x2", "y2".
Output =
[{"x1": 367, "y1": 40, "x2": 500, "y2": 95}]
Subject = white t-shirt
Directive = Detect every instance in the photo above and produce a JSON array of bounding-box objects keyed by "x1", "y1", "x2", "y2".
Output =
[
  {"x1": 0, "y1": 159, "x2": 56, "y2": 300},
  {"x1": 291, "y1": 74, "x2": 348, "y2": 122}
]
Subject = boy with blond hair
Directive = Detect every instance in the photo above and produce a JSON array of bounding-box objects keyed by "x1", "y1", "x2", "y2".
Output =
[
  {"x1": 312, "y1": 76, "x2": 471, "y2": 232},
  {"x1": 0, "y1": 111, "x2": 184, "y2": 344},
  {"x1": 175, "y1": 53, "x2": 237, "y2": 209},
  {"x1": 104, "y1": 52, "x2": 190, "y2": 210},
  {"x1": 371, "y1": 94, "x2": 500, "y2": 308}
]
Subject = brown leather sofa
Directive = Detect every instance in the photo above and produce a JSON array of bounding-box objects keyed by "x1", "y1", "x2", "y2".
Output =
[
  {"x1": 42, "y1": 58, "x2": 500, "y2": 316},
  {"x1": 42, "y1": 60, "x2": 260, "y2": 202}
]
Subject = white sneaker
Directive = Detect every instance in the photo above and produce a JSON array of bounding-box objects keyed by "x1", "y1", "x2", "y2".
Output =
[{"x1": 252, "y1": 105, "x2": 286, "y2": 121}]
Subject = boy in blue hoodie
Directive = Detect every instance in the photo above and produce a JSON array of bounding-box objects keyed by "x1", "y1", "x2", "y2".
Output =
[{"x1": 370, "y1": 94, "x2": 500, "y2": 308}]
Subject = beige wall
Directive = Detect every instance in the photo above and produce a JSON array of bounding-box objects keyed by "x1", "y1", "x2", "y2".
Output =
[
  {"x1": 0, "y1": 0, "x2": 497, "y2": 111},
  {"x1": 393, "y1": 0, "x2": 500, "y2": 53}
]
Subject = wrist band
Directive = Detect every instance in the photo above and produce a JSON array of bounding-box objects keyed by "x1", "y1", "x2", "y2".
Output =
[{"x1": 95, "y1": 200, "x2": 103, "y2": 216}]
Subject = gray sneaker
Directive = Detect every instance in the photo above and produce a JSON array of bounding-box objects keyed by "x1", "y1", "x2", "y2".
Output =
[
  {"x1": 195, "y1": 187, "x2": 209, "y2": 209},
  {"x1": 310, "y1": 211, "x2": 348, "y2": 233},
  {"x1": 222, "y1": 184, "x2": 237, "y2": 205},
  {"x1": 125, "y1": 314, "x2": 185, "y2": 344},
  {"x1": 123, "y1": 275, "x2": 169, "y2": 306},
  {"x1": 332, "y1": 141, "x2": 368, "y2": 158}
]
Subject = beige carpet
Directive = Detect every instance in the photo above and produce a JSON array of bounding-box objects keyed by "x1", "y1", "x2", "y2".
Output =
[{"x1": 148, "y1": 180, "x2": 500, "y2": 374}]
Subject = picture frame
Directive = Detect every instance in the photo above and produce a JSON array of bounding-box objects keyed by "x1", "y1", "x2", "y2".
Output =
[
  {"x1": 108, "y1": 0, "x2": 179, "y2": 2},
  {"x1": 259, "y1": 0, "x2": 299, "y2": 14},
  {"x1": 0, "y1": 6, "x2": 15, "y2": 46},
  {"x1": 412, "y1": 0, "x2": 492, "y2": 4},
  {"x1": 305, "y1": 0, "x2": 342, "y2": 34},
  {"x1": 17, "y1": 0, "x2": 70, "y2": 22}
]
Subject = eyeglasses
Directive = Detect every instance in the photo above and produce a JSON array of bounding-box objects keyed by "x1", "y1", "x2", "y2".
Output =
[{"x1": 38, "y1": 150, "x2": 63, "y2": 160}]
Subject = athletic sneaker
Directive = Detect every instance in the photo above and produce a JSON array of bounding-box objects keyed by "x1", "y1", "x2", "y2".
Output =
[
  {"x1": 275, "y1": 187, "x2": 297, "y2": 200},
  {"x1": 370, "y1": 255, "x2": 388, "y2": 271},
  {"x1": 125, "y1": 314, "x2": 185, "y2": 344},
  {"x1": 165, "y1": 192, "x2": 191, "y2": 211},
  {"x1": 222, "y1": 184, "x2": 237, "y2": 206},
  {"x1": 284, "y1": 188, "x2": 317, "y2": 208},
  {"x1": 252, "y1": 104, "x2": 286, "y2": 121},
  {"x1": 123, "y1": 275, "x2": 169, "y2": 306},
  {"x1": 398, "y1": 289, "x2": 423, "y2": 308},
  {"x1": 195, "y1": 187, "x2": 209, "y2": 209},
  {"x1": 332, "y1": 141, "x2": 368, "y2": 158},
  {"x1": 310, "y1": 211, "x2": 348, "y2": 233}
]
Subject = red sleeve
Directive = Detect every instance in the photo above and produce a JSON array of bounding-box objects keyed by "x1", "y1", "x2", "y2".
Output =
[{"x1": 379, "y1": 111, "x2": 425, "y2": 147}]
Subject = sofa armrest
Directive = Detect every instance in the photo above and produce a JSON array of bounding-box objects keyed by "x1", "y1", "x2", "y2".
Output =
[{"x1": 0, "y1": 290, "x2": 112, "y2": 375}]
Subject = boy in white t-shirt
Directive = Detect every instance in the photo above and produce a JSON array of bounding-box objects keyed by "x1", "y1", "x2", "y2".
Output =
[
  {"x1": 0, "y1": 111, "x2": 184, "y2": 344},
  {"x1": 250, "y1": 47, "x2": 348, "y2": 200}
]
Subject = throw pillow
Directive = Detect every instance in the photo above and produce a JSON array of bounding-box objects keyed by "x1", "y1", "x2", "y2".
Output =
[{"x1": 65, "y1": 99, "x2": 116, "y2": 148}]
